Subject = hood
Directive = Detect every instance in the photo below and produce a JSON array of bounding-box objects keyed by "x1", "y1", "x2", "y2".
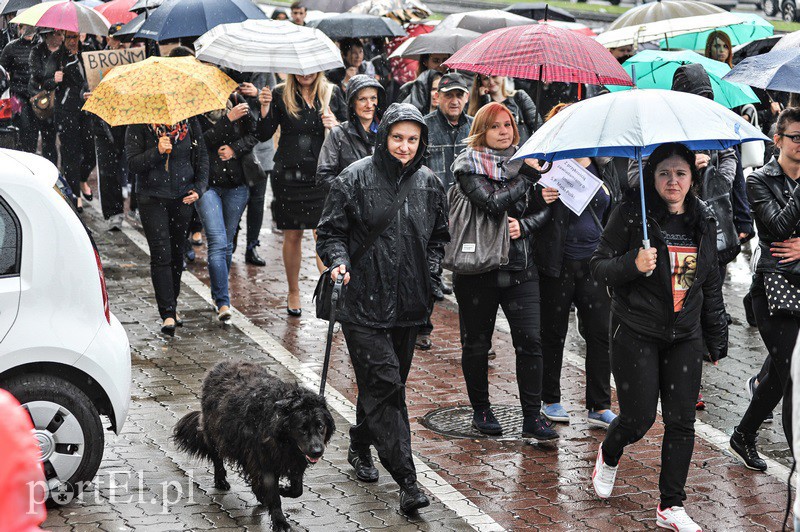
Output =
[
  {"x1": 346, "y1": 74, "x2": 385, "y2": 141},
  {"x1": 671, "y1": 64, "x2": 713, "y2": 100},
  {"x1": 373, "y1": 102, "x2": 429, "y2": 181}
]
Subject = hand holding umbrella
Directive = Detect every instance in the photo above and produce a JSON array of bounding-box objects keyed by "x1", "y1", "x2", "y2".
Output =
[{"x1": 258, "y1": 86, "x2": 272, "y2": 117}]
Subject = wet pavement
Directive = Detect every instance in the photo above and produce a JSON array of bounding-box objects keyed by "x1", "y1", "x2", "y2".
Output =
[{"x1": 44, "y1": 185, "x2": 795, "y2": 531}]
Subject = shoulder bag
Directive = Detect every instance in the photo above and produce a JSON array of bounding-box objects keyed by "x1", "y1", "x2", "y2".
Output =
[
  {"x1": 30, "y1": 90, "x2": 55, "y2": 121},
  {"x1": 313, "y1": 173, "x2": 417, "y2": 320},
  {"x1": 764, "y1": 272, "x2": 800, "y2": 317},
  {"x1": 241, "y1": 150, "x2": 267, "y2": 187},
  {"x1": 442, "y1": 181, "x2": 510, "y2": 274}
]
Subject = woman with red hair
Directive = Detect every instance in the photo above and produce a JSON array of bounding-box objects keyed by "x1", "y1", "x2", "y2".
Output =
[{"x1": 450, "y1": 102, "x2": 559, "y2": 441}]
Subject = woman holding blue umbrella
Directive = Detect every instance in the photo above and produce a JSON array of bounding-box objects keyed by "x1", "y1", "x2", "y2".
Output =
[{"x1": 590, "y1": 143, "x2": 728, "y2": 531}]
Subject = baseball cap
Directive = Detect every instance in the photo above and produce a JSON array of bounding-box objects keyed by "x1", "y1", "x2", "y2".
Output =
[{"x1": 438, "y1": 73, "x2": 468, "y2": 93}]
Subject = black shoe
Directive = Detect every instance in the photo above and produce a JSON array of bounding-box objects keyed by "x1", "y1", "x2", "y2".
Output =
[
  {"x1": 161, "y1": 320, "x2": 176, "y2": 337},
  {"x1": 82, "y1": 189, "x2": 93, "y2": 201},
  {"x1": 729, "y1": 427, "x2": 767, "y2": 471},
  {"x1": 347, "y1": 446, "x2": 379, "y2": 483},
  {"x1": 415, "y1": 334, "x2": 431, "y2": 350},
  {"x1": 76, "y1": 203, "x2": 84, "y2": 214},
  {"x1": 441, "y1": 284, "x2": 453, "y2": 295},
  {"x1": 487, "y1": 348, "x2": 496, "y2": 361},
  {"x1": 245, "y1": 248, "x2": 266, "y2": 266},
  {"x1": 725, "y1": 312, "x2": 733, "y2": 325},
  {"x1": 185, "y1": 248, "x2": 196, "y2": 262},
  {"x1": 399, "y1": 482, "x2": 430, "y2": 514},
  {"x1": 472, "y1": 408, "x2": 502, "y2": 435},
  {"x1": 522, "y1": 414, "x2": 559, "y2": 441}
]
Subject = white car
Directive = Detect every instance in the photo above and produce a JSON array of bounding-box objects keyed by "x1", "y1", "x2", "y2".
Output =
[{"x1": 0, "y1": 149, "x2": 131, "y2": 501}]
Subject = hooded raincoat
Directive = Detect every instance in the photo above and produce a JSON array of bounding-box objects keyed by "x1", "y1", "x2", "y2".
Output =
[{"x1": 316, "y1": 103, "x2": 450, "y2": 328}]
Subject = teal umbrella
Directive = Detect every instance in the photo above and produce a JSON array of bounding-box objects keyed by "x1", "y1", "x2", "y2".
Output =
[
  {"x1": 659, "y1": 13, "x2": 773, "y2": 50},
  {"x1": 606, "y1": 49, "x2": 759, "y2": 109}
]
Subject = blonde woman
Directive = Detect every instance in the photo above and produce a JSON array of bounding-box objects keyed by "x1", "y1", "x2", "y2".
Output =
[
  {"x1": 257, "y1": 73, "x2": 342, "y2": 315},
  {"x1": 467, "y1": 74, "x2": 541, "y2": 144}
]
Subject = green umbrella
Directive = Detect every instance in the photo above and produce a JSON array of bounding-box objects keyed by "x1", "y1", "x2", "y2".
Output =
[
  {"x1": 659, "y1": 12, "x2": 773, "y2": 50},
  {"x1": 607, "y1": 50, "x2": 759, "y2": 109}
]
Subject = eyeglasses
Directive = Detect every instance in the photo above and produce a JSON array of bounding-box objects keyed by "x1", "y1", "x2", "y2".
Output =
[
  {"x1": 779, "y1": 133, "x2": 800, "y2": 144},
  {"x1": 65, "y1": 35, "x2": 79, "y2": 40}
]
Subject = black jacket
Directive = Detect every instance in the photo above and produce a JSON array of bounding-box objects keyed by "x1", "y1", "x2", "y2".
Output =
[
  {"x1": 535, "y1": 157, "x2": 623, "y2": 277},
  {"x1": 316, "y1": 75, "x2": 384, "y2": 187},
  {"x1": 0, "y1": 36, "x2": 37, "y2": 99},
  {"x1": 199, "y1": 93, "x2": 258, "y2": 189},
  {"x1": 125, "y1": 118, "x2": 209, "y2": 200},
  {"x1": 399, "y1": 69, "x2": 438, "y2": 115},
  {"x1": 43, "y1": 45, "x2": 88, "y2": 120},
  {"x1": 477, "y1": 91, "x2": 541, "y2": 144},
  {"x1": 590, "y1": 192, "x2": 728, "y2": 360},
  {"x1": 748, "y1": 157, "x2": 800, "y2": 276},
  {"x1": 452, "y1": 150, "x2": 550, "y2": 275},
  {"x1": 316, "y1": 103, "x2": 450, "y2": 328},
  {"x1": 28, "y1": 41, "x2": 56, "y2": 97}
]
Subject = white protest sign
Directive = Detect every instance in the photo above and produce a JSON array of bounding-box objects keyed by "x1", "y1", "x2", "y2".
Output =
[
  {"x1": 538, "y1": 158, "x2": 603, "y2": 216},
  {"x1": 82, "y1": 48, "x2": 147, "y2": 90}
]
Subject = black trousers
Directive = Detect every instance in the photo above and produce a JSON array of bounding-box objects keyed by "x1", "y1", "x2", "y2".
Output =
[
  {"x1": 454, "y1": 273, "x2": 543, "y2": 418},
  {"x1": 58, "y1": 111, "x2": 96, "y2": 198},
  {"x1": 601, "y1": 319, "x2": 704, "y2": 509},
  {"x1": 341, "y1": 323, "x2": 418, "y2": 486},
  {"x1": 540, "y1": 258, "x2": 612, "y2": 410},
  {"x1": 138, "y1": 195, "x2": 194, "y2": 320},
  {"x1": 246, "y1": 175, "x2": 268, "y2": 250},
  {"x1": 14, "y1": 100, "x2": 38, "y2": 154},
  {"x1": 737, "y1": 277, "x2": 798, "y2": 446},
  {"x1": 94, "y1": 123, "x2": 127, "y2": 219}
]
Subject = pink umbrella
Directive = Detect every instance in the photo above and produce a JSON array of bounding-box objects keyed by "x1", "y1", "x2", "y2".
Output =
[
  {"x1": 11, "y1": 0, "x2": 110, "y2": 35},
  {"x1": 94, "y1": 0, "x2": 137, "y2": 24}
]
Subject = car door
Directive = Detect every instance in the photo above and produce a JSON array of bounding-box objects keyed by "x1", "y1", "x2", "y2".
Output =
[{"x1": 0, "y1": 195, "x2": 21, "y2": 343}]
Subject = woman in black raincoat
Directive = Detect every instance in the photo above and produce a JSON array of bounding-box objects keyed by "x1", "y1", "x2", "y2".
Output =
[
  {"x1": 316, "y1": 74, "x2": 384, "y2": 188},
  {"x1": 590, "y1": 143, "x2": 727, "y2": 531},
  {"x1": 317, "y1": 103, "x2": 449, "y2": 516}
]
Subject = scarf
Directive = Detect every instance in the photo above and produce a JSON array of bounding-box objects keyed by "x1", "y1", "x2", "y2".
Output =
[
  {"x1": 151, "y1": 120, "x2": 189, "y2": 144},
  {"x1": 464, "y1": 145, "x2": 523, "y2": 183}
]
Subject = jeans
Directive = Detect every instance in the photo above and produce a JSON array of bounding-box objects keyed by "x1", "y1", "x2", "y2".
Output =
[
  {"x1": 246, "y1": 175, "x2": 267, "y2": 250},
  {"x1": 601, "y1": 318, "x2": 704, "y2": 508},
  {"x1": 341, "y1": 323, "x2": 418, "y2": 487},
  {"x1": 540, "y1": 258, "x2": 612, "y2": 411},
  {"x1": 454, "y1": 272, "x2": 544, "y2": 418},
  {"x1": 138, "y1": 195, "x2": 194, "y2": 320},
  {"x1": 194, "y1": 185, "x2": 249, "y2": 309},
  {"x1": 738, "y1": 276, "x2": 798, "y2": 445}
]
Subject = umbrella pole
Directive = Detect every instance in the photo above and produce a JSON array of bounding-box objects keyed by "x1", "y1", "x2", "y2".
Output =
[
  {"x1": 636, "y1": 146, "x2": 653, "y2": 277},
  {"x1": 533, "y1": 64, "x2": 543, "y2": 132}
]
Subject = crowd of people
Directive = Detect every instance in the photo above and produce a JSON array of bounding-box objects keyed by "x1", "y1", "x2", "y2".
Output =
[{"x1": 2, "y1": 6, "x2": 799, "y2": 530}]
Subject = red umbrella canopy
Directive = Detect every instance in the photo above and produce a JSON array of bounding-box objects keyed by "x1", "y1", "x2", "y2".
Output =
[
  {"x1": 443, "y1": 23, "x2": 633, "y2": 86},
  {"x1": 94, "y1": 0, "x2": 137, "y2": 24}
]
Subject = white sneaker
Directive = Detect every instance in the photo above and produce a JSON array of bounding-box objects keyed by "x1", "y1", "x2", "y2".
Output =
[
  {"x1": 656, "y1": 505, "x2": 701, "y2": 531},
  {"x1": 591, "y1": 444, "x2": 617, "y2": 499}
]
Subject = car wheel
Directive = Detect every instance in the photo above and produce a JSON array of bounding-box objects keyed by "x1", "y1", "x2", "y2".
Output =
[
  {"x1": 763, "y1": 0, "x2": 779, "y2": 16},
  {"x1": 784, "y1": 0, "x2": 798, "y2": 21},
  {"x1": 3, "y1": 374, "x2": 104, "y2": 505}
]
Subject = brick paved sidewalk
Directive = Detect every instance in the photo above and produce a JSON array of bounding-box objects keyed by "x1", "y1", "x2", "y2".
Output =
[{"x1": 44, "y1": 194, "x2": 796, "y2": 531}]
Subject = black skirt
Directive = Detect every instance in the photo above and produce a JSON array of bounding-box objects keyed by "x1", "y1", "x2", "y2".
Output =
[{"x1": 271, "y1": 170, "x2": 326, "y2": 230}]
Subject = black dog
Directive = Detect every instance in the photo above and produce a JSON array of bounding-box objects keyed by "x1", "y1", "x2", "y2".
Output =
[{"x1": 173, "y1": 361, "x2": 335, "y2": 531}]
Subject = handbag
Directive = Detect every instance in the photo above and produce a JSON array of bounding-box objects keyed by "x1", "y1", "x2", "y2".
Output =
[
  {"x1": 241, "y1": 150, "x2": 267, "y2": 188},
  {"x1": 763, "y1": 272, "x2": 800, "y2": 317},
  {"x1": 442, "y1": 182, "x2": 510, "y2": 274},
  {"x1": 701, "y1": 152, "x2": 739, "y2": 264},
  {"x1": 740, "y1": 104, "x2": 765, "y2": 169},
  {"x1": 30, "y1": 90, "x2": 55, "y2": 121},
  {"x1": 313, "y1": 173, "x2": 417, "y2": 320}
]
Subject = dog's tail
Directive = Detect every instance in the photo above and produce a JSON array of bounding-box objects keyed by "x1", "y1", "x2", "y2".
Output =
[{"x1": 173, "y1": 411, "x2": 212, "y2": 460}]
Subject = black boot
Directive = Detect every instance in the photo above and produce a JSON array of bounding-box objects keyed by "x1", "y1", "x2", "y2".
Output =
[
  {"x1": 729, "y1": 427, "x2": 767, "y2": 471},
  {"x1": 245, "y1": 247, "x2": 266, "y2": 266},
  {"x1": 347, "y1": 446, "x2": 378, "y2": 483},
  {"x1": 399, "y1": 481, "x2": 429, "y2": 514}
]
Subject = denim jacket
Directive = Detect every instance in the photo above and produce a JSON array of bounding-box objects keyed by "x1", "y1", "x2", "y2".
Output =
[{"x1": 423, "y1": 109, "x2": 473, "y2": 189}]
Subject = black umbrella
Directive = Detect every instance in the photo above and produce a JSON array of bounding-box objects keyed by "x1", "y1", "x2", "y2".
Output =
[
  {"x1": 130, "y1": 0, "x2": 165, "y2": 13},
  {"x1": 0, "y1": 0, "x2": 39, "y2": 16},
  {"x1": 389, "y1": 28, "x2": 479, "y2": 59},
  {"x1": 309, "y1": 13, "x2": 404, "y2": 39},
  {"x1": 732, "y1": 35, "x2": 781, "y2": 65},
  {"x1": 503, "y1": 3, "x2": 575, "y2": 23},
  {"x1": 114, "y1": 11, "x2": 146, "y2": 41},
  {"x1": 302, "y1": 0, "x2": 360, "y2": 13}
]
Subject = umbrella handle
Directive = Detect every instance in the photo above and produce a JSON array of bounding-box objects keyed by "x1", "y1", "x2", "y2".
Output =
[{"x1": 643, "y1": 238, "x2": 653, "y2": 278}]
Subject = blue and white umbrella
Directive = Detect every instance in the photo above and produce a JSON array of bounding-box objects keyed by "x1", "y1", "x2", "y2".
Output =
[
  {"x1": 136, "y1": 0, "x2": 265, "y2": 41},
  {"x1": 512, "y1": 88, "x2": 767, "y2": 248}
]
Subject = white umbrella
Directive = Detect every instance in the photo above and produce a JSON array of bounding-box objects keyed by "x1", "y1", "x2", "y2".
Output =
[
  {"x1": 512, "y1": 89, "x2": 767, "y2": 247},
  {"x1": 596, "y1": 12, "x2": 744, "y2": 49},
  {"x1": 435, "y1": 9, "x2": 530, "y2": 34},
  {"x1": 194, "y1": 19, "x2": 344, "y2": 75},
  {"x1": 606, "y1": 0, "x2": 725, "y2": 31}
]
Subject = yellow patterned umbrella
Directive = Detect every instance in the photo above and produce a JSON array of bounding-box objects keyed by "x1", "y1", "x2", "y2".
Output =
[{"x1": 82, "y1": 56, "x2": 237, "y2": 126}]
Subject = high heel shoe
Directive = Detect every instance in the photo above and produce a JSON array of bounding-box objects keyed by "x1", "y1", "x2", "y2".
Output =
[
  {"x1": 82, "y1": 189, "x2": 93, "y2": 201},
  {"x1": 161, "y1": 318, "x2": 176, "y2": 337},
  {"x1": 286, "y1": 296, "x2": 302, "y2": 317},
  {"x1": 175, "y1": 315, "x2": 184, "y2": 327}
]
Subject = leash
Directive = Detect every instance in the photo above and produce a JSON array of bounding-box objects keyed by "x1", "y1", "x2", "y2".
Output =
[{"x1": 319, "y1": 276, "x2": 343, "y2": 397}]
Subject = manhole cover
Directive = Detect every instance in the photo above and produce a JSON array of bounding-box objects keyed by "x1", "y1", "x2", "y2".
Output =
[{"x1": 421, "y1": 405, "x2": 533, "y2": 440}]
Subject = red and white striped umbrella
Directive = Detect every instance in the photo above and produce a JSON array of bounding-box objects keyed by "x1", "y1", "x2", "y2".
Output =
[{"x1": 443, "y1": 23, "x2": 633, "y2": 87}]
